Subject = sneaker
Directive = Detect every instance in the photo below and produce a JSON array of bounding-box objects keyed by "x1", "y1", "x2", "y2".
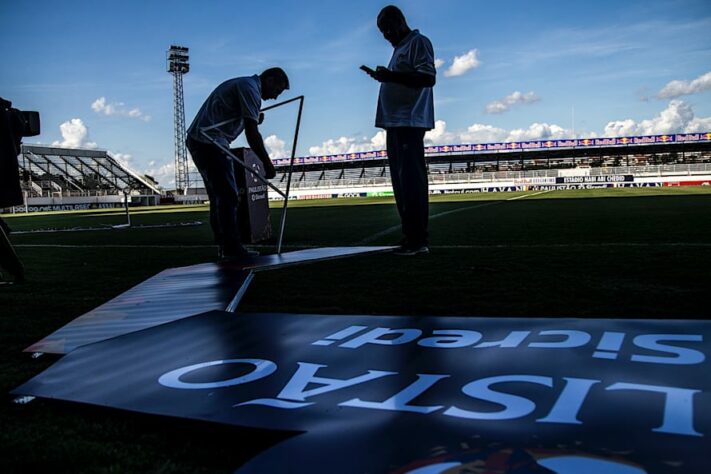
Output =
[{"x1": 392, "y1": 244, "x2": 430, "y2": 256}]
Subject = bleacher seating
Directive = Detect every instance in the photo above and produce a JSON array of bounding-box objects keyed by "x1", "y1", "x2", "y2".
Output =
[
  {"x1": 343, "y1": 168, "x2": 362, "y2": 180},
  {"x1": 19, "y1": 145, "x2": 161, "y2": 197}
]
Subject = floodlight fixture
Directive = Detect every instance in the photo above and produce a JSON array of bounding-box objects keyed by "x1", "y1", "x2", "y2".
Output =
[{"x1": 167, "y1": 45, "x2": 189, "y2": 73}]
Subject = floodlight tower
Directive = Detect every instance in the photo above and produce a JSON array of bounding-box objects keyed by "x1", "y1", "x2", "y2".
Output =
[{"x1": 167, "y1": 45, "x2": 190, "y2": 194}]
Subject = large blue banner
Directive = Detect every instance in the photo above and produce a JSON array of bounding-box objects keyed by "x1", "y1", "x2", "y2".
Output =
[{"x1": 13, "y1": 311, "x2": 711, "y2": 473}]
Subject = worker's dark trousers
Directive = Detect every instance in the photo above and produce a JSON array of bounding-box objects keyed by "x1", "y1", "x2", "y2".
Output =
[
  {"x1": 386, "y1": 127, "x2": 429, "y2": 246},
  {"x1": 186, "y1": 137, "x2": 242, "y2": 253}
]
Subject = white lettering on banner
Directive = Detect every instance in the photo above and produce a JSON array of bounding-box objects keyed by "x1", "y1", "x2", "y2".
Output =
[
  {"x1": 276, "y1": 362, "x2": 395, "y2": 400},
  {"x1": 537, "y1": 377, "x2": 601, "y2": 424},
  {"x1": 17, "y1": 203, "x2": 124, "y2": 213},
  {"x1": 339, "y1": 328, "x2": 423, "y2": 349},
  {"x1": 474, "y1": 331, "x2": 531, "y2": 348},
  {"x1": 561, "y1": 176, "x2": 629, "y2": 184},
  {"x1": 314, "y1": 327, "x2": 706, "y2": 366},
  {"x1": 631, "y1": 335, "x2": 705, "y2": 365},
  {"x1": 593, "y1": 332, "x2": 626, "y2": 360},
  {"x1": 340, "y1": 374, "x2": 450, "y2": 414},
  {"x1": 528, "y1": 330, "x2": 592, "y2": 349},
  {"x1": 158, "y1": 359, "x2": 276, "y2": 389},
  {"x1": 247, "y1": 185, "x2": 267, "y2": 193},
  {"x1": 606, "y1": 383, "x2": 702, "y2": 436},
  {"x1": 313, "y1": 326, "x2": 369, "y2": 346},
  {"x1": 237, "y1": 362, "x2": 395, "y2": 408},
  {"x1": 157, "y1": 360, "x2": 705, "y2": 437},
  {"x1": 418, "y1": 330, "x2": 483, "y2": 348},
  {"x1": 444, "y1": 375, "x2": 554, "y2": 420}
]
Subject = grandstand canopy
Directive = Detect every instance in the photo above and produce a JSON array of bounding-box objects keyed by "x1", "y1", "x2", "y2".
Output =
[{"x1": 20, "y1": 145, "x2": 161, "y2": 197}]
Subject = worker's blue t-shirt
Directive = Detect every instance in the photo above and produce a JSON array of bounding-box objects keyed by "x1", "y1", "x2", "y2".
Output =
[{"x1": 187, "y1": 75, "x2": 262, "y2": 147}]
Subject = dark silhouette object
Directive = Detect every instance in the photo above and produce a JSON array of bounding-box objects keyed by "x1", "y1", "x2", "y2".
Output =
[
  {"x1": 0, "y1": 97, "x2": 39, "y2": 283},
  {"x1": 186, "y1": 68, "x2": 289, "y2": 260},
  {"x1": 363, "y1": 5, "x2": 436, "y2": 256},
  {"x1": 0, "y1": 219, "x2": 23, "y2": 283}
]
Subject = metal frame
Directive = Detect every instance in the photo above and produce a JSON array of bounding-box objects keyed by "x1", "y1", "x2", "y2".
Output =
[{"x1": 199, "y1": 95, "x2": 304, "y2": 254}]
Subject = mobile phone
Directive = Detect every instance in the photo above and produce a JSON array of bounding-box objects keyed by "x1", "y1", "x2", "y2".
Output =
[{"x1": 360, "y1": 65, "x2": 376, "y2": 74}]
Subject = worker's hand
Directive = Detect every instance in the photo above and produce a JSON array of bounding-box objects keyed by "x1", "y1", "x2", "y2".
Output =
[
  {"x1": 362, "y1": 65, "x2": 392, "y2": 83},
  {"x1": 263, "y1": 159, "x2": 276, "y2": 180},
  {"x1": 258, "y1": 112, "x2": 265, "y2": 125},
  {"x1": 371, "y1": 66, "x2": 394, "y2": 83}
]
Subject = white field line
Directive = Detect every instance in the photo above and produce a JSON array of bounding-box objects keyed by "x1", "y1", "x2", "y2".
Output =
[
  {"x1": 11, "y1": 221, "x2": 204, "y2": 235},
  {"x1": 358, "y1": 190, "x2": 552, "y2": 244}
]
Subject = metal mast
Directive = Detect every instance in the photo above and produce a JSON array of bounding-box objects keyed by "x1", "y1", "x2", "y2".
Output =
[{"x1": 167, "y1": 45, "x2": 190, "y2": 194}]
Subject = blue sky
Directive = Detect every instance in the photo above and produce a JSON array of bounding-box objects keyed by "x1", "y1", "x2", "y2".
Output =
[{"x1": 2, "y1": 0, "x2": 710, "y2": 187}]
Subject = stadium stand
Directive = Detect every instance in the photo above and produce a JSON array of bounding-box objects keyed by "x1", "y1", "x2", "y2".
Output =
[
  {"x1": 270, "y1": 135, "x2": 711, "y2": 193},
  {"x1": 2, "y1": 145, "x2": 162, "y2": 212},
  {"x1": 19, "y1": 145, "x2": 161, "y2": 197},
  {"x1": 5, "y1": 133, "x2": 709, "y2": 210}
]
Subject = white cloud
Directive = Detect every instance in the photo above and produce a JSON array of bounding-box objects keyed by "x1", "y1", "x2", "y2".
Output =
[
  {"x1": 686, "y1": 116, "x2": 711, "y2": 133},
  {"x1": 425, "y1": 120, "x2": 576, "y2": 145},
  {"x1": 111, "y1": 152, "x2": 132, "y2": 167},
  {"x1": 370, "y1": 130, "x2": 387, "y2": 149},
  {"x1": 144, "y1": 160, "x2": 175, "y2": 188},
  {"x1": 657, "y1": 71, "x2": 711, "y2": 99},
  {"x1": 91, "y1": 97, "x2": 151, "y2": 121},
  {"x1": 314, "y1": 120, "x2": 589, "y2": 152},
  {"x1": 52, "y1": 118, "x2": 98, "y2": 149},
  {"x1": 434, "y1": 58, "x2": 445, "y2": 69},
  {"x1": 444, "y1": 49, "x2": 481, "y2": 77},
  {"x1": 485, "y1": 91, "x2": 540, "y2": 114},
  {"x1": 264, "y1": 134, "x2": 288, "y2": 159},
  {"x1": 425, "y1": 120, "x2": 457, "y2": 145},
  {"x1": 91, "y1": 97, "x2": 114, "y2": 115},
  {"x1": 459, "y1": 123, "x2": 508, "y2": 143},
  {"x1": 604, "y1": 100, "x2": 710, "y2": 136},
  {"x1": 308, "y1": 130, "x2": 386, "y2": 155},
  {"x1": 506, "y1": 123, "x2": 570, "y2": 142}
]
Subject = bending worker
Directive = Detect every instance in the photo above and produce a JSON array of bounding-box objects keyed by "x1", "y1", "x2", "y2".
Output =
[{"x1": 186, "y1": 67, "x2": 289, "y2": 260}]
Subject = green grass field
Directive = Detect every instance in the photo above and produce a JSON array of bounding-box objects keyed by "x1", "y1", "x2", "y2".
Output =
[{"x1": 2, "y1": 187, "x2": 710, "y2": 473}]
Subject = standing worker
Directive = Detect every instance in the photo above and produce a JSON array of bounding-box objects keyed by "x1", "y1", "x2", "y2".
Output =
[
  {"x1": 186, "y1": 67, "x2": 289, "y2": 260},
  {"x1": 363, "y1": 5, "x2": 436, "y2": 256}
]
